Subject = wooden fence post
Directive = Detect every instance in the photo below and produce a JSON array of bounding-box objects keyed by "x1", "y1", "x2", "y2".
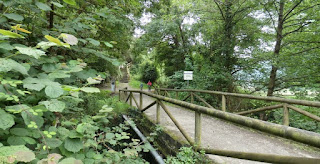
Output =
[
  {"x1": 283, "y1": 104, "x2": 289, "y2": 126},
  {"x1": 156, "y1": 100, "x2": 160, "y2": 124},
  {"x1": 140, "y1": 92, "x2": 143, "y2": 110},
  {"x1": 129, "y1": 92, "x2": 132, "y2": 106},
  {"x1": 192, "y1": 92, "x2": 201, "y2": 148},
  {"x1": 222, "y1": 95, "x2": 226, "y2": 112}
]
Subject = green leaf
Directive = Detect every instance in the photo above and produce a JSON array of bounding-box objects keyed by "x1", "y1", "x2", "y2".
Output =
[
  {"x1": 0, "y1": 29, "x2": 24, "y2": 38},
  {"x1": 0, "y1": 58, "x2": 28, "y2": 75},
  {"x1": 80, "y1": 87, "x2": 100, "y2": 93},
  {"x1": 46, "y1": 138, "x2": 62, "y2": 148},
  {"x1": 0, "y1": 110, "x2": 15, "y2": 130},
  {"x1": 45, "y1": 85, "x2": 64, "y2": 98},
  {"x1": 64, "y1": 138, "x2": 83, "y2": 153},
  {"x1": 45, "y1": 35, "x2": 64, "y2": 46},
  {"x1": 48, "y1": 71, "x2": 71, "y2": 79},
  {"x1": 10, "y1": 128, "x2": 29, "y2": 137},
  {"x1": 7, "y1": 136, "x2": 26, "y2": 145},
  {"x1": 36, "y1": 41, "x2": 57, "y2": 50},
  {"x1": 36, "y1": 2, "x2": 52, "y2": 11},
  {"x1": 6, "y1": 104, "x2": 30, "y2": 113},
  {"x1": 103, "y1": 41, "x2": 113, "y2": 48},
  {"x1": 0, "y1": 42, "x2": 15, "y2": 50},
  {"x1": 15, "y1": 46, "x2": 46, "y2": 59},
  {"x1": 52, "y1": 2, "x2": 64, "y2": 7},
  {"x1": 59, "y1": 157, "x2": 83, "y2": 164},
  {"x1": 0, "y1": 145, "x2": 35, "y2": 163},
  {"x1": 23, "y1": 77, "x2": 60, "y2": 91},
  {"x1": 21, "y1": 111, "x2": 44, "y2": 128},
  {"x1": 63, "y1": 0, "x2": 77, "y2": 6},
  {"x1": 40, "y1": 99, "x2": 65, "y2": 112},
  {"x1": 87, "y1": 38, "x2": 100, "y2": 46},
  {"x1": 3, "y1": 13, "x2": 24, "y2": 21},
  {"x1": 22, "y1": 137, "x2": 36, "y2": 144}
]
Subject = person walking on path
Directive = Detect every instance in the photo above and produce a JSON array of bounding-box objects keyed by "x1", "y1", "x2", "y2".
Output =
[
  {"x1": 111, "y1": 79, "x2": 115, "y2": 93},
  {"x1": 140, "y1": 83, "x2": 143, "y2": 90},
  {"x1": 147, "y1": 80, "x2": 152, "y2": 92}
]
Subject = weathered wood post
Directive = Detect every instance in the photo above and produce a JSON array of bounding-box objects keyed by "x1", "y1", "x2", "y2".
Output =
[
  {"x1": 156, "y1": 100, "x2": 160, "y2": 124},
  {"x1": 222, "y1": 95, "x2": 226, "y2": 112},
  {"x1": 283, "y1": 104, "x2": 289, "y2": 126},
  {"x1": 192, "y1": 92, "x2": 202, "y2": 148},
  {"x1": 129, "y1": 92, "x2": 132, "y2": 106},
  {"x1": 140, "y1": 92, "x2": 143, "y2": 110},
  {"x1": 176, "y1": 91, "x2": 178, "y2": 100}
]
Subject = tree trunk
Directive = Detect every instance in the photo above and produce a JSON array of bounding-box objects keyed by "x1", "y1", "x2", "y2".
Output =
[
  {"x1": 47, "y1": 0, "x2": 54, "y2": 29},
  {"x1": 267, "y1": 0, "x2": 285, "y2": 97}
]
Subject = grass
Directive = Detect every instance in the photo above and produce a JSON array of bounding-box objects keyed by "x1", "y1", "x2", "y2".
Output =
[{"x1": 129, "y1": 79, "x2": 149, "y2": 89}]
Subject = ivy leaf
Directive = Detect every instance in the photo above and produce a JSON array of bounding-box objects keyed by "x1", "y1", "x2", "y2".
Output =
[
  {"x1": 0, "y1": 29, "x2": 24, "y2": 38},
  {"x1": 0, "y1": 58, "x2": 28, "y2": 75},
  {"x1": 3, "y1": 13, "x2": 24, "y2": 21},
  {"x1": 0, "y1": 110, "x2": 15, "y2": 130},
  {"x1": 40, "y1": 99, "x2": 65, "y2": 112},
  {"x1": 36, "y1": 2, "x2": 52, "y2": 11},
  {"x1": 87, "y1": 38, "x2": 100, "y2": 46},
  {"x1": 103, "y1": 41, "x2": 113, "y2": 48},
  {"x1": 80, "y1": 87, "x2": 100, "y2": 93},
  {"x1": 63, "y1": 0, "x2": 77, "y2": 6},
  {"x1": 15, "y1": 46, "x2": 46, "y2": 59},
  {"x1": 64, "y1": 138, "x2": 83, "y2": 153},
  {"x1": 45, "y1": 85, "x2": 64, "y2": 98}
]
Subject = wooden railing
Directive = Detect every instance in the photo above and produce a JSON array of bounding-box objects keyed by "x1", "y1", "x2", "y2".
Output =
[
  {"x1": 119, "y1": 88, "x2": 320, "y2": 163},
  {"x1": 156, "y1": 88, "x2": 320, "y2": 126}
]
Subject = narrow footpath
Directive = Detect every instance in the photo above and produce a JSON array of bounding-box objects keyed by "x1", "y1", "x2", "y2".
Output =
[{"x1": 108, "y1": 83, "x2": 320, "y2": 163}]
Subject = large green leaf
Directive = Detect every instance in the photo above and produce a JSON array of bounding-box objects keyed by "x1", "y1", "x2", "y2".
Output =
[
  {"x1": 59, "y1": 157, "x2": 83, "y2": 164},
  {"x1": 6, "y1": 104, "x2": 30, "y2": 113},
  {"x1": 40, "y1": 99, "x2": 65, "y2": 112},
  {"x1": 0, "y1": 29, "x2": 24, "y2": 38},
  {"x1": 0, "y1": 58, "x2": 28, "y2": 75},
  {"x1": 0, "y1": 42, "x2": 15, "y2": 50},
  {"x1": 36, "y1": 2, "x2": 52, "y2": 11},
  {"x1": 64, "y1": 138, "x2": 83, "y2": 153},
  {"x1": 45, "y1": 85, "x2": 64, "y2": 98},
  {"x1": 21, "y1": 111, "x2": 44, "y2": 128},
  {"x1": 0, "y1": 145, "x2": 35, "y2": 163},
  {"x1": 46, "y1": 138, "x2": 62, "y2": 148},
  {"x1": 63, "y1": 0, "x2": 77, "y2": 6},
  {"x1": 52, "y1": 2, "x2": 64, "y2": 7},
  {"x1": 0, "y1": 110, "x2": 15, "y2": 130},
  {"x1": 7, "y1": 136, "x2": 26, "y2": 145},
  {"x1": 23, "y1": 77, "x2": 60, "y2": 91},
  {"x1": 10, "y1": 128, "x2": 30, "y2": 137},
  {"x1": 3, "y1": 13, "x2": 24, "y2": 21},
  {"x1": 48, "y1": 71, "x2": 70, "y2": 79},
  {"x1": 87, "y1": 38, "x2": 100, "y2": 46},
  {"x1": 15, "y1": 46, "x2": 46, "y2": 59},
  {"x1": 80, "y1": 87, "x2": 100, "y2": 93}
]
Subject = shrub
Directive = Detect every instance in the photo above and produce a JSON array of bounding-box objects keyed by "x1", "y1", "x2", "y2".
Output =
[{"x1": 140, "y1": 63, "x2": 159, "y2": 83}]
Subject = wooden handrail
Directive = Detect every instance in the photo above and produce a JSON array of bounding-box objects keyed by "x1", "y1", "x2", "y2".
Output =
[
  {"x1": 157, "y1": 88, "x2": 320, "y2": 107},
  {"x1": 119, "y1": 89, "x2": 320, "y2": 148}
]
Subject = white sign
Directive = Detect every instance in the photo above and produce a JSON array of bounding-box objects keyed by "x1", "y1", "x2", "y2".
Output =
[{"x1": 184, "y1": 71, "x2": 193, "y2": 80}]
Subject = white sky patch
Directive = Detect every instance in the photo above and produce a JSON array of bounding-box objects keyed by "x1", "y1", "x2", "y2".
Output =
[{"x1": 134, "y1": 12, "x2": 153, "y2": 38}]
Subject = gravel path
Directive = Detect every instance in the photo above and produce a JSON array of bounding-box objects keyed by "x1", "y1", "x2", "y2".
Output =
[{"x1": 113, "y1": 83, "x2": 320, "y2": 163}]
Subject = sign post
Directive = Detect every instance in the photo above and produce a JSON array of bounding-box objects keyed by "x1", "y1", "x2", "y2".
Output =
[{"x1": 184, "y1": 71, "x2": 193, "y2": 87}]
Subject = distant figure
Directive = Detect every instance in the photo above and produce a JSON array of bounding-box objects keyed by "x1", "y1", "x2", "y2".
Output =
[
  {"x1": 147, "y1": 80, "x2": 152, "y2": 91},
  {"x1": 140, "y1": 83, "x2": 143, "y2": 90},
  {"x1": 111, "y1": 79, "x2": 115, "y2": 93}
]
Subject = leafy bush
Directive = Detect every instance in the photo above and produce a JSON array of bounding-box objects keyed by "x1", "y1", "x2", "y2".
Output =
[
  {"x1": 141, "y1": 63, "x2": 159, "y2": 83},
  {"x1": 165, "y1": 147, "x2": 210, "y2": 164}
]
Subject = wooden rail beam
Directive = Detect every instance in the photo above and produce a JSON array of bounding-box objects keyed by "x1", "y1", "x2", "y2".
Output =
[
  {"x1": 141, "y1": 101, "x2": 157, "y2": 112},
  {"x1": 236, "y1": 104, "x2": 284, "y2": 115},
  {"x1": 287, "y1": 104, "x2": 320, "y2": 122},
  {"x1": 182, "y1": 94, "x2": 191, "y2": 102},
  {"x1": 201, "y1": 148, "x2": 320, "y2": 164},
  {"x1": 193, "y1": 93, "x2": 215, "y2": 109},
  {"x1": 132, "y1": 94, "x2": 140, "y2": 109},
  {"x1": 158, "y1": 100, "x2": 194, "y2": 146}
]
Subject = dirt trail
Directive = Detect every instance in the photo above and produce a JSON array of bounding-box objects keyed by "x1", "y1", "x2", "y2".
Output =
[{"x1": 112, "y1": 83, "x2": 320, "y2": 164}]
